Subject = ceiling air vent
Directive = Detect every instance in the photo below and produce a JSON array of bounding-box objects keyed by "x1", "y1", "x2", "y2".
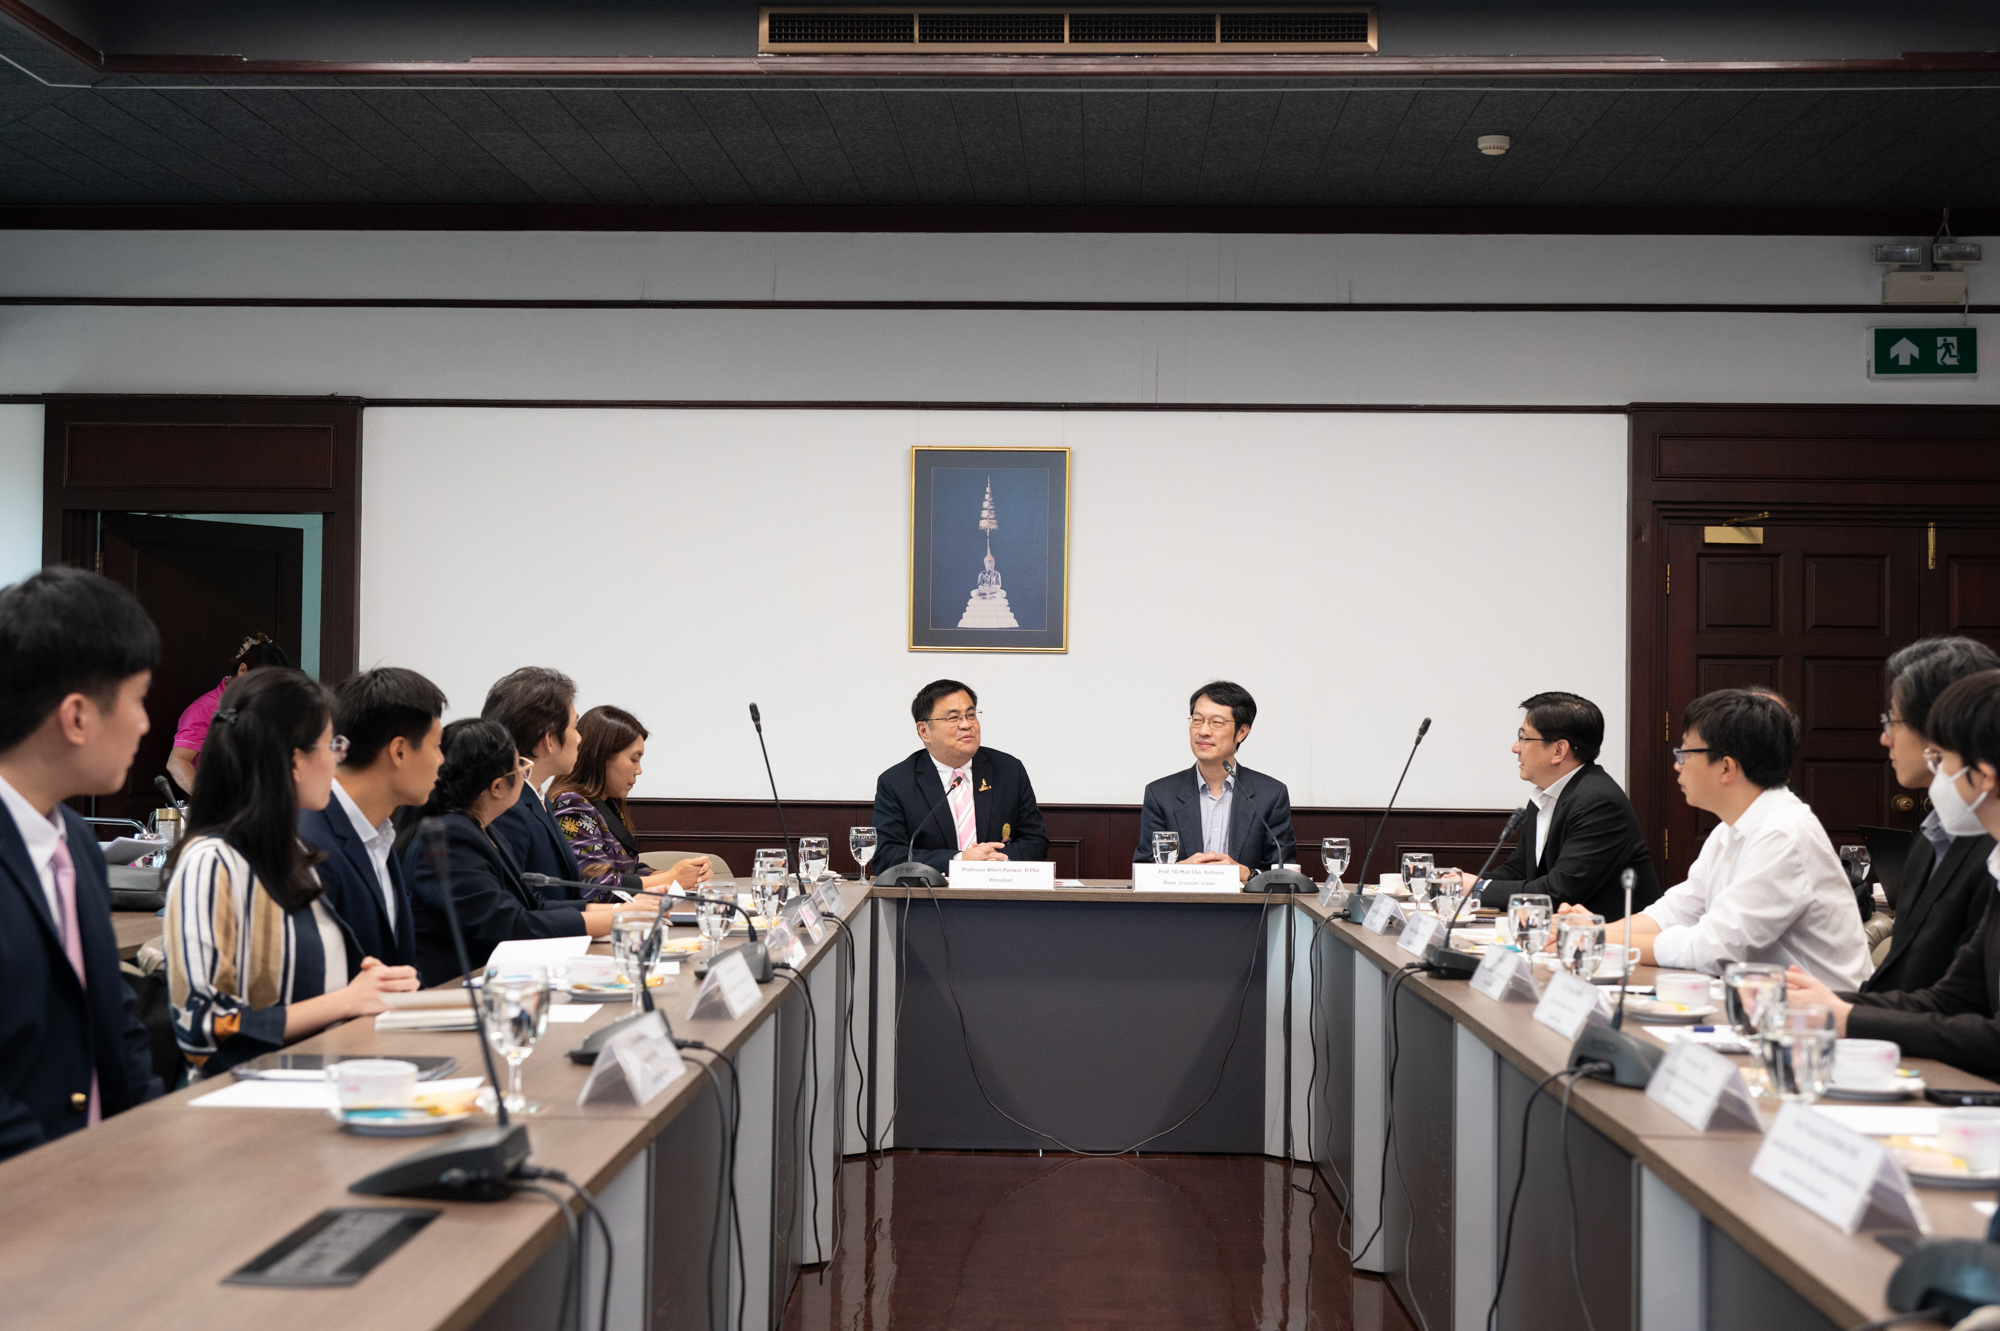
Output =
[{"x1": 760, "y1": 6, "x2": 1377, "y2": 53}]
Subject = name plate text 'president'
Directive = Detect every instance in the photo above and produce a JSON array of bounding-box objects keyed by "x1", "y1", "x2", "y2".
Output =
[
  {"x1": 947, "y1": 859, "x2": 1057, "y2": 890},
  {"x1": 1131, "y1": 862, "x2": 1241, "y2": 892}
]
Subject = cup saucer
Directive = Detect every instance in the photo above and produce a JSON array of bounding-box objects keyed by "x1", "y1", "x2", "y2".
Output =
[{"x1": 1822, "y1": 1076, "x2": 1924, "y2": 1102}]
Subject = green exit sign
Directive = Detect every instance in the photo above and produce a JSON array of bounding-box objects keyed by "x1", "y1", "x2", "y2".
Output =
[{"x1": 1872, "y1": 326, "x2": 1978, "y2": 377}]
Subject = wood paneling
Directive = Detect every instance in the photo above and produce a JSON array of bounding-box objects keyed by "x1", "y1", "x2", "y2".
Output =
[
  {"x1": 62, "y1": 423, "x2": 335, "y2": 490},
  {"x1": 626, "y1": 797, "x2": 1516, "y2": 883}
]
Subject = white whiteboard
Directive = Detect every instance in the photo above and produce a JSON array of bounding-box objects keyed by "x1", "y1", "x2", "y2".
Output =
[{"x1": 358, "y1": 407, "x2": 1627, "y2": 808}]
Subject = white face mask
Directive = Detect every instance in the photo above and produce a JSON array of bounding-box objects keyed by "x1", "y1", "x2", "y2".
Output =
[
  {"x1": 1988, "y1": 841, "x2": 2000, "y2": 886},
  {"x1": 1930, "y1": 761, "x2": 1992, "y2": 838}
]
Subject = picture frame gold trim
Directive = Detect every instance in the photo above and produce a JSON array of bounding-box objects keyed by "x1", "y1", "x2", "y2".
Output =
[{"x1": 908, "y1": 445, "x2": 1070, "y2": 653}]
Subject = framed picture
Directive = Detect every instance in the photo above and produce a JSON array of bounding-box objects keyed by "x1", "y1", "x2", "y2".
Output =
[{"x1": 909, "y1": 446, "x2": 1070, "y2": 653}]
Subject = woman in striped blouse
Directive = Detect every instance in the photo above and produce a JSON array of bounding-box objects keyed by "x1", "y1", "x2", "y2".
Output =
[{"x1": 163, "y1": 668, "x2": 420, "y2": 1077}]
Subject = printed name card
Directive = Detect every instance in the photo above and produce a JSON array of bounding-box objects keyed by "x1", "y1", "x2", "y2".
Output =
[
  {"x1": 811, "y1": 882, "x2": 843, "y2": 917},
  {"x1": 796, "y1": 899, "x2": 829, "y2": 945},
  {"x1": 1362, "y1": 894, "x2": 1407, "y2": 935},
  {"x1": 1533, "y1": 968, "x2": 1612, "y2": 1039},
  {"x1": 1751, "y1": 1101, "x2": 1929, "y2": 1236},
  {"x1": 1396, "y1": 913, "x2": 1445, "y2": 957},
  {"x1": 1316, "y1": 882, "x2": 1344, "y2": 910},
  {"x1": 578, "y1": 1011, "x2": 685, "y2": 1107},
  {"x1": 1469, "y1": 948, "x2": 1542, "y2": 1003},
  {"x1": 688, "y1": 950, "x2": 761, "y2": 1021},
  {"x1": 1644, "y1": 1037, "x2": 1762, "y2": 1131},
  {"x1": 766, "y1": 919, "x2": 808, "y2": 968},
  {"x1": 1131, "y1": 862, "x2": 1241, "y2": 892},
  {"x1": 947, "y1": 860, "x2": 1056, "y2": 890}
]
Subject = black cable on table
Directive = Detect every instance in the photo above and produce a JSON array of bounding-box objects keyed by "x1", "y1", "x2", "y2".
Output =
[
  {"x1": 519, "y1": 1166, "x2": 615, "y2": 1331},
  {"x1": 1487, "y1": 1064, "x2": 1597, "y2": 1331},
  {"x1": 912, "y1": 879, "x2": 1273, "y2": 1157},
  {"x1": 507, "y1": 1179, "x2": 581, "y2": 1331},
  {"x1": 773, "y1": 964, "x2": 824, "y2": 1267}
]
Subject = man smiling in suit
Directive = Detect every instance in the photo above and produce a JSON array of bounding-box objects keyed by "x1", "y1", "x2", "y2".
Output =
[
  {"x1": 1134, "y1": 681, "x2": 1296, "y2": 884},
  {"x1": 871, "y1": 679, "x2": 1049, "y2": 874}
]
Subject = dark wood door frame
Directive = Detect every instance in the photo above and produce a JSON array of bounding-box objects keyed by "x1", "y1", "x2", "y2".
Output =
[
  {"x1": 41, "y1": 395, "x2": 364, "y2": 680},
  {"x1": 1627, "y1": 404, "x2": 2000, "y2": 876}
]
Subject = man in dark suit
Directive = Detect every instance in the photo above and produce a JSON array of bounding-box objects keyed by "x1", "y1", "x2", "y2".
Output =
[
  {"x1": 0, "y1": 569, "x2": 164, "y2": 1162},
  {"x1": 1133, "y1": 680, "x2": 1295, "y2": 883},
  {"x1": 1863, "y1": 636, "x2": 2000, "y2": 995},
  {"x1": 482, "y1": 666, "x2": 590, "y2": 899},
  {"x1": 872, "y1": 679, "x2": 1049, "y2": 875},
  {"x1": 1457, "y1": 691, "x2": 1661, "y2": 920},
  {"x1": 1788, "y1": 667, "x2": 2000, "y2": 1078},
  {"x1": 299, "y1": 666, "x2": 447, "y2": 969}
]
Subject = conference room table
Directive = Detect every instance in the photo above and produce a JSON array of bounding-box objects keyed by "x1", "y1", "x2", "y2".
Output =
[{"x1": 2, "y1": 880, "x2": 1985, "y2": 1331}]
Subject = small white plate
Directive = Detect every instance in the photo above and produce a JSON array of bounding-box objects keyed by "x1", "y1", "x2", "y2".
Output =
[
  {"x1": 1891, "y1": 1144, "x2": 2000, "y2": 1189},
  {"x1": 340, "y1": 1108, "x2": 474, "y2": 1137},
  {"x1": 1823, "y1": 1077, "x2": 1926, "y2": 1103},
  {"x1": 1624, "y1": 997, "x2": 1718, "y2": 1023}
]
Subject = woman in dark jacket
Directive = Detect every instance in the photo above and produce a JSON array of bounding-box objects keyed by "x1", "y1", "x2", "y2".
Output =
[{"x1": 401, "y1": 718, "x2": 615, "y2": 987}]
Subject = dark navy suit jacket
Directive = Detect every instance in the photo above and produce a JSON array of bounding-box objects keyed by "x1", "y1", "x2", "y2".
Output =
[
  {"x1": 1133, "y1": 763, "x2": 1298, "y2": 871},
  {"x1": 871, "y1": 747, "x2": 1050, "y2": 873},
  {"x1": 1865, "y1": 830, "x2": 1998, "y2": 996},
  {"x1": 0, "y1": 802, "x2": 162, "y2": 1162},
  {"x1": 299, "y1": 796, "x2": 416, "y2": 969},
  {"x1": 402, "y1": 812, "x2": 588, "y2": 986},
  {"x1": 489, "y1": 784, "x2": 586, "y2": 900}
]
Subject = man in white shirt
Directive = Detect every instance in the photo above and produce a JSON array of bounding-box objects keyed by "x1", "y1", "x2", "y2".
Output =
[{"x1": 1585, "y1": 688, "x2": 1870, "y2": 988}]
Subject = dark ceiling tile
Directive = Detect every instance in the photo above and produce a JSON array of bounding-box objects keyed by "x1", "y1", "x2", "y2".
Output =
[
  {"x1": 1307, "y1": 88, "x2": 1418, "y2": 206},
  {"x1": 1248, "y1": 88, "x2": 1347, "y2": 205},
  {"x1": 33, "y1": 93, "x2": 269, "y2": 201},
  {"x1": 1355, "y1": 87, "x2": 1491, "y2": 206},
  {"x1": 1581, "y1": 85, "x2": 1748, "y2": 206},
  {"x1": 1809, "y1": 89, "x2": 2000, "y2": 208},
  {"x1": 1135, "y1": 87, "x2": 1215, "y2": 206},
  {"x1": 1014, "y1": 85, "x2": 1084, "y2": 206},
  {"x1": 676, "y1": 89, "x2": 815, "y2": 205},
  {"x1": 945, "y1": 91, "x2": 1029, "y2": 206},
  {"x1": 1080, "y1": 90, "x2": 1148, "y2": 206},
  {"x1": 1644, "y1": 89, "x2": 1826, "y2": 205},
  {"x1": 815, "y1": 89, "x2": 920, "y2": 203},
  {"x1": 1506, "y1": 90, "x2": 1686, "y2": 207},
  {"x1": 0, "y1": 120, "x2": 149, "y2": 200},
  {"x1": 1192, "y1": 90, "x2": 1280, "y2": 206},
  {"x1": 1699, "y1": 86, "x2": 1888, "y2": 207},
  {"x1": 0, "y1": 137, "x2": 95, "y2": 201},
  {"x1": 1402, "y1": 87, "x2": 1557, "y2": 207},
  {"x1": 153, "y1": 83, "x2": 385, "y2": 202},
  {"x1": 415, "y1": 89, "x2": 597, "y2": 202},
  {"x1": 883, "y1": 90, "x2": 977, "y2": 205},
  {"x1": 621, "y1": 92, "x2": 759, "y2": 205},
  {"x1": 745, "y1": 91, "x2": 869, "y2": 205},
  {"x1": 477, "y1": 90, "x2": 651, "y2": 203}
]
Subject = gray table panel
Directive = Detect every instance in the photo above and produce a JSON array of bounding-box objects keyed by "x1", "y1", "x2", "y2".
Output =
[
  {"x1": 1705, "y1": 1222, "x2": 1842, "y2": 1331},
  {"x1": 1306, "y1": 920, "x2": 1356, "y2": 1208},
  {"x1": 1385, "y1": 975, "x2": 1457, "y2": 1331}
]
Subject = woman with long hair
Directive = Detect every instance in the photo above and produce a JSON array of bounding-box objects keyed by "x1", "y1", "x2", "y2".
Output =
[
  {"x1": 163, "y1": 668, "x2": 420, "y2": 1077},
  {"x1": 548, "y1": 705, "x2": 710, "y2": 897},
  {"x1": 401, "y1": 717, "x2": 617, "y2": 987}
]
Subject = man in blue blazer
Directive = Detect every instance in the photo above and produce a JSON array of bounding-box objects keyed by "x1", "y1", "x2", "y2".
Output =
[
  {"x1": 1134, "y1": 681, "x2": 1297, "y2": 883},
  {"x1": 299, "y1": 667, "x2": 447, "y2": 969},
  {"x1": 482, "y1": 666, "x2": 591, "y2": 900},
  {"x1": 0, "y1": 569, "x2": 164, "y2": 1162},
  {"x1": 872, "y1": 679, "x2": 1049, "y2": 874}
]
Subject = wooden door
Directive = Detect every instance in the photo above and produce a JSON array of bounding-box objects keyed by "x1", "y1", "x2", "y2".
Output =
[
  {"x1": 1927, "y1": 527, "x2": 2000, "y2": 656},
  {"x1": 1662, "y1": 521, "x2": 1924, "y2": 873},
  {"x1": 96, "y1": 513, "x2": 304, "y2": 824}
]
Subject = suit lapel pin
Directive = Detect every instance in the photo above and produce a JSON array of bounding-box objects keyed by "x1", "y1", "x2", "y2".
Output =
[
  {"x1": 979, "y1": 779, "x2": 992, "y2": 793},
  {"x1": 1002, "y1": 823, "x2": 1011, "y2": 842}
]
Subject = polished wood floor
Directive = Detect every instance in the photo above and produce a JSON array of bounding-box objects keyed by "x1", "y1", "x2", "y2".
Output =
[{"x1": 782, "y1": 1152, "x2": 1421, "y2": 1331}]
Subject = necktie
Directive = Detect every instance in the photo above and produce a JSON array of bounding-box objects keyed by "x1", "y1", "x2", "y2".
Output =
[
  {"x1": 49, "y1": 836, "x2": 101, "y2": 1125},
  {"x1": 948, "y1": 772, "x2": 976, "y2": 851}
]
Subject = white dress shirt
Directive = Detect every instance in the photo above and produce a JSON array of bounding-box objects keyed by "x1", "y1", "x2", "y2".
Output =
[
  {"x1": 331, "y1": 778, "x2": 398, "y2": 931},
  {"x1": 930, "y1": 756, "x2": 975, "y2": 856},
  {"x1": 1530, "y1": 764, "x2": 1582, "y2": 865},
  {"x1": 0, "y1": 772, "x2": 65, "y2": 927},
  {"x1": 1641, "y1": 786, "x2": 1872, "y2": 988}
]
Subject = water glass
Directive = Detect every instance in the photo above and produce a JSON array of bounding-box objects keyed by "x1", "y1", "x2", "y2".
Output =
[
  {"x1": 696, "y1": 888, "x2": 731, "y2": 963},
  {"x1": 479, "y1": 962, "x2": 551, "y2": 1115},
  {"x1": 1760, "y1": 1003, "x2": 1836, "y2": 1103},
  {"x1": 1401, "y1": 852, "x2": 1434, "y2": 899},
  {"x1": 1153, "y1": 830, "x2": 1180, "y2": 865},
  {"x1": 1505, "y1": 894, "x2": 1553, "y2": 954},
  {"x1": 1556, "y1": 913, "x2": 1607, "y2": 980},
  {"x1": 610, "y1": 905, "x2": 664, "y2": 1016},
  {"x1": 798, "y1": 836, "x2": 831, "y2": 884},
  {"x1": 1321, "y1": 837, "x2": 1350, "y2": 888},
  {"x1": 849, "y1": 826, "x2": 879, "y2": 876},
  {"x1": 1723, "y1": 962, "x2": 1788, "y2": 1050},
  {"x1": 1433, "y1": 877, "x2": 1468, "y2": 928},
  {"x1": 752, "y1": 848, "x2": 788, "y2": 918}
]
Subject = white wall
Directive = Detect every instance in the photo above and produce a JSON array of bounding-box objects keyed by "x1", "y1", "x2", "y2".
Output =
[{"x1": 359, "y1": 407, "x2": 1627, "y2": 807}]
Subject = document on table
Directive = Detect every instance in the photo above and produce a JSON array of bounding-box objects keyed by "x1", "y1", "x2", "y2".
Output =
[
  {"x1": 546, "y1": 1004, "x2": 601, "y2": 1023},
  {"x1": 488, "y1": 936, "x2": 595, "y2": 967},
  {"x1": 1810, "y1": 1105, "x2": 1943, "y2": 1138},
  {"x1": 191, "y1": 1076, "x2": 487, "y2": 1111}
]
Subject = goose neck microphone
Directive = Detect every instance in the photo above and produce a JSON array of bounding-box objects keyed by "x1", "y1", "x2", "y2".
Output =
[
  {"x1": 1569, "y1": 868, "x2": 1663, "y2": 1087},
  {"x1": 748, "y1": 703, "x2": 798, "y2": 878},
  {"x1": 1355, "y1": 717, "x2": 1431, "y2": 890},
  {"x1": 1422, "y1": 804, "x2": 1530, "y2": 978},
  {"x1": 874, "y1": 773, "x2": 963, "y2": 889}
]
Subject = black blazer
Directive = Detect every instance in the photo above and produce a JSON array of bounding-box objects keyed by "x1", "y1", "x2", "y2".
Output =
[
  {"x1": 299, "y1": 798, "x2": 416, "y2": 970},
  {"x1": 1848, "y1": 878, "x2": 2000, "y2": 1078},
  {"x1": 1863, "y1": 830, "x2": 1999, "y2": 995},
  {"x1": 871, "y1": 747, "x2": 1050, "y2": 873},
  {"x1": 1132, "y1": 763, "x2": 1298, "y2": 871},
  {"x1": 1476, "y1": 763, "x2": 1662, "y2": 920},
  {"x1": 401, "y1": 812, "x2": 589, "y2": 987},
  {"x1": 488, "y1": 785, "x2": 586, "y2": 900},
  {"x1": 0, "y1": 804, "x2": 162, "y2": 1162}
]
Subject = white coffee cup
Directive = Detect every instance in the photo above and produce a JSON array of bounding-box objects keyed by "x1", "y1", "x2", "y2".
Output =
[
  {"x1": 1601, "y1": 944, "x2": 1628, "y2": 972},
  {"x1": 1938, "y1": 1109, "x2": 2000, "y2": 1173},
  {"x1": 1654, "y1": 973, "x2": 1711, "y2": 1006},
  {"x1": 1379, "y1": 872, "x2": 1402, "y2": 889},
  {"x1": 326, "y1": 1058, "x2": 418, "y2": 1113},
  {"x1": 1830, "y1": 1038, "x2": 1901, "y2": 1089}
]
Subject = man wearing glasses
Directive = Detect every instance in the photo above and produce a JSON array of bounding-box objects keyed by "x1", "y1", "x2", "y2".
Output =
[
  {"x1": 1861, "y1": 637, "x2": 2000, "y2": 995},
  {"x1": 871, "y1": 679, "x2": 1049, "y2": 874},
  {"x1": 1448, "y1": 692, "x2": 1659, "y2": 920},
  {"x1": 1567, "y1": 688, "x2": 1869, "y2": 987},
  {"x1": 1132, "y1": 681, "x2": 1295, "y2": 885}
]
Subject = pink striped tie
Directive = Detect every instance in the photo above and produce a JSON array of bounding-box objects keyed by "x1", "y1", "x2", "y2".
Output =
[
  {"x1": 49, "y1": 836, "x2": 101, "y2": 1125},
  {"x1": 947, "y1": 772, "x2": 976, "y2": 851}
]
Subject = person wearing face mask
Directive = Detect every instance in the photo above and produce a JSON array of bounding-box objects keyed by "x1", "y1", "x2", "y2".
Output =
[
  {"x1": 1131, "y1": 681, "x2": 1295, "y2": 884},
  {"x1": 1784, "y1": 669, "x2": 2000, "y2": 1076},
  {"x1": 871, "y1": 679, "x2": 1049, "y2": 874},
  {"x1": 1861, "y1": 637, "x2": 2000, "y2": 995}
]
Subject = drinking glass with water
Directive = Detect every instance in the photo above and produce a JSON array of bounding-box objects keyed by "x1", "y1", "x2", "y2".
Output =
[
  {"x1": 696, "y1": 888, "x2": 731, "y2": 963},
  {"x1": 1321, "y1": 838, "x2": 1350, "y2": 889},
  {"x1": 1152, "y1": 831, "x2": 1180, "y2": 865},
  {"x1": 1507, "y1": 894, "x2": 1553, "y2": 954},
  {"x1": 1760, "y1": 1003, "x2": 1836, "y2": 1103},
  {"x1": 752, "y1": 848, "x2": 788, "y2": 918},
  {"x1": 798, "y1": 836, "x2": 831, "y2": 884},
  {"x1": 610, "y1": 905, "x2": 663, "y2": 1017},
  {"x1": 1556, "y1": 913, "x2": 1607, "y2": 979},
  {"x1": 480, "y1": 961, "x2": 551, "y2": 1115},
  {"x1": 1402, "y1": 853, "x2": 1435, "y2": 904},
  {"x1": 849, "y1": 826, "x2": 878, "y2": 878}
]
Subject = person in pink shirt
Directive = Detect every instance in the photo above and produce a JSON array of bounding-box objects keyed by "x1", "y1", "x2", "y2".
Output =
[{"x1": 164, "y1": 634, "x2": 289, "y2": 795}]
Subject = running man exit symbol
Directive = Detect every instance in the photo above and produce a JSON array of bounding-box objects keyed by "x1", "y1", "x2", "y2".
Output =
[{"x1": 1872, "y1": 326, "x2": 1978, "y2": 376}]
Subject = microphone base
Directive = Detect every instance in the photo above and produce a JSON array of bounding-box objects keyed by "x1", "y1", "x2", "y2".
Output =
[
  {"x1": 1244, "y1": 868, "x2": 1316, "y2": 895},
  {"x1": 1421, "y1": 944, "x2": 1482, "y2": 980},
  {"x1": 874, "y1": 862, "x2": 947, "y2": 889},
  {"x1": 696, "y1": 941, "x2": 773, "y2": 984},
  {"x1": 348, "y1": 1124, "x2": 531, "y2": 1202},
  {"x1": 1342, "y1": 891, "x2": 1376, "y2": 924},
  {"x1": 568, "y1": 1011, "x2": 651, "y2": 1064},
  {"x1": 1888, "y1": 1238, "x2": 2000, "y2": 1321},
  {"x1": 1570, "y1": 1025, "x2": 1663, "y2": 1089}
]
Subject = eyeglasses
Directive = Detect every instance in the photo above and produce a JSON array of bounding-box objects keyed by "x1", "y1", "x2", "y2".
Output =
[
  {"x1": 924, "y1": 710, "x2": 979, "y2": 727},
  {"x1": 1190, "y1": 715, "x2": 1240, "y2": 733},
  {"x1": 1517, "y1": 730, "x2": 1560, "y2": 746},
  {"x1": 311, "y1": 735, "x2": 351, "y2": 759},
  {"x1": 514, "y1": 755, "x2": 535, "y2": 775},
  {"x1": 1671, "y1": 746, "x2": 1714, "y2": 765},
  {"x1": 1881, "y1": 711, "x2": 1908, "y2": 735}
]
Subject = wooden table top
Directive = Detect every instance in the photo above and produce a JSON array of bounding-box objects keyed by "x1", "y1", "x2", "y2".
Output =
[{"x1": 111, "y1": 910, "x2": 162, "y2": 960}]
